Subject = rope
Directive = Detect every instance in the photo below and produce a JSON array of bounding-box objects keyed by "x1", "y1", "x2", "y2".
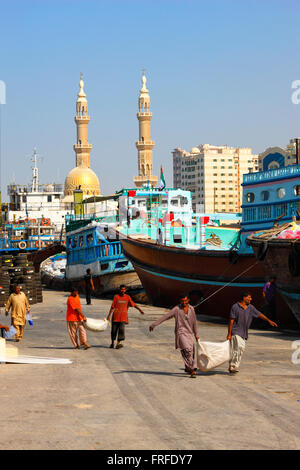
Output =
[{"x1": 193, "y1": 260, "x2": 260, "y2": 309}]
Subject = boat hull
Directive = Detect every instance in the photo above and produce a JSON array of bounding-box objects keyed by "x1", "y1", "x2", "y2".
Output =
[
  {"x1": 41, "y1": 269, "x2": 147, "y2": 303},
  {"x1": 248, "y1": 237, "x2": 300, "y2": 326},
  {"x1": 120, "y1": 236, "x2": 272, "y2": 320}
]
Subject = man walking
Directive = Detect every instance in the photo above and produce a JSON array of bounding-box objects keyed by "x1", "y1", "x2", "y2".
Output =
[
  {"x1": 149, "y1": 294, "x2": 199, "y2": 378},
  {"x1": 84, "y1": 268, "x2": 95, "y2": 305},
  {"x1": 67, "y1": 288, "x2": 90, "y2": 350},
  {"x1": 5, "y1": 285, "x2": 30, "y2": 342},
  {"x1": 107, "y1": 285, "x2": 145, "y2": 349},
  {"x1": 227, "y1": 292, "x2": 278, "y2": 374}
]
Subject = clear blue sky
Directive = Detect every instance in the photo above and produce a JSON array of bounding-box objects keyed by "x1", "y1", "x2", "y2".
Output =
[{"x1": 1, "y1": 0, "x2": 300, "y2": 200}]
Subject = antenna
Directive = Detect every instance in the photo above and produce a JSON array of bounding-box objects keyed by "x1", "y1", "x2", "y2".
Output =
[{"x1": 29, "y1": 147, "x2": 43, "y2": 193}]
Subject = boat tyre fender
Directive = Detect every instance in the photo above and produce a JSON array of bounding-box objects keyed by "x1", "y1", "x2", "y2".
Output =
[
  {"x1": 18, "y1": 241, "x2": 27, "y2": 250},
  {"x1": 288, "y1": 244, "x2": 300, "y2": 277},
  {"x1": 257, "y1": 241, "x2": 268, "y2": 261},
  {"x1": 228, "y1": 249, "x2": 239, "y2": 264}
]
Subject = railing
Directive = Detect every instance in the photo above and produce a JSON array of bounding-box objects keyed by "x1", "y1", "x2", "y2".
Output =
[
  {"x1": 0, "y1": 238, "x2": 56, "y2": 251},
  {"x1": 243, "y1": 165, "x2": 300, "y2": 184},
  {"x1": 135, "y1": 140, "x2": 155, "y2": 146},
  {"x1": 242, "y1": 199, "x2": 300, "y2": 224},
  {"x1": 65, "y1": 214, "x2": 119, "y2": 233},
  {"x1": 73, "y1": 143, "x2": 92, "y2": 149},
  {"x1": 67, "y1": 240, "x2": 123, "y2": 265}
]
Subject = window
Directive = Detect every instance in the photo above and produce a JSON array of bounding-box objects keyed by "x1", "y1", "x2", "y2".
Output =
[
  {"x1": 277, "y1": 188, "x2": 286, "y2": 199},
  {"x1": 261, "y1": 190, "x2": 270, "y2": 201},
  {"x1": 246, "y1": 192, "x2": 255, "y2": 203},
  {"x1": 294, "y1": 185, "x2": 300, "y2": 196}
]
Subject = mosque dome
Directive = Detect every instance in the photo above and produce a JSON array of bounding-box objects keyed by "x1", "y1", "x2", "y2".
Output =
[
  {"x1": 190, "y1": 147, "x2": 200, "y2": 154},
  {"x1": 64, "y1": 165, "x2": 101, "y2": 197}
]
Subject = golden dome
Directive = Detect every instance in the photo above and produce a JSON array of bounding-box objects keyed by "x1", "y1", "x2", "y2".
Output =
[{"x1": 64, "y1": 165, "x2": 101, "y2": 196}]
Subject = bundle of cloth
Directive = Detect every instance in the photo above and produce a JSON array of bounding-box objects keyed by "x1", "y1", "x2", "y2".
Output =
[{"x1": 277, "y1": 222, "x2": 300, "y2": 239}]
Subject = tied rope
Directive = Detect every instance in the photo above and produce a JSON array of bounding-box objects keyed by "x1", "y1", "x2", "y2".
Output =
[{"x1": 193, "y1": 260, "x2": 260, "y2": 309}]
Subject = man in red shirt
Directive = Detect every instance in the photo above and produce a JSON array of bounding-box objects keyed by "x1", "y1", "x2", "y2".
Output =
[
  {"x1": 67, "y1": 288, "x2": 90, "y2": 350},
  {"x1": 107, "y1": 285, "x2": 145, "y2": 349}
]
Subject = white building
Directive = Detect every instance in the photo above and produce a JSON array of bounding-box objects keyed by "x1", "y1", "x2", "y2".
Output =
[{"x1": 5, "y1": 149, "x2": 72, "y2": 234}]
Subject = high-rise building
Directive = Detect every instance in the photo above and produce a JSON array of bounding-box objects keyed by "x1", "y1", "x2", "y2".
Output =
[
  {"x1": 133, "y1": 72, "x2": 158, "y2": 188},
  {"x1": 64, "y1": 75, "x2": 101, "y2": 198},
  {"x1": 173, "y1": 144, "x2": 259, "y2": 213}
]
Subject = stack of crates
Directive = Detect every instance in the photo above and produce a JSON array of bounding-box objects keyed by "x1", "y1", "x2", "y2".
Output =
[
  {"x1": 0, "y1": 253, "x2": 43, "y2": 305},
  {"x1": 0, "y1": 255, "x2": 13, "y2": 307}
]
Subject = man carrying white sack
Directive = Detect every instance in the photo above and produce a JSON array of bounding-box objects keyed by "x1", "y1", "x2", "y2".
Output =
[
  {"x1": 227, "y1": 291, "x2": 278, "y2": 374},
  {"x1": 149, "y1": 294, "x2": 199, "y2": 378}
]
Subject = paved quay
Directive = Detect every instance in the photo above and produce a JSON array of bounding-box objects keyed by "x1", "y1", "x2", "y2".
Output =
[{"x1": 0, "y1": 289, "x2": 300, "y2": 450}]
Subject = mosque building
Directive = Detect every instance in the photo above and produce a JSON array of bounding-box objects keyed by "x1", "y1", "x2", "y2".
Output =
[
  {"x1": 134, "y1": 71, "x2": 158, "y2": 188},
  {"x1": 64, "y1": 74, "x2": 101, "y2": 200}
]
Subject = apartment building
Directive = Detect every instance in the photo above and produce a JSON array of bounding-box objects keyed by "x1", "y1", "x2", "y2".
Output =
[{"x1": 172, "y1": 144, "x2": 259, "y2": 213}]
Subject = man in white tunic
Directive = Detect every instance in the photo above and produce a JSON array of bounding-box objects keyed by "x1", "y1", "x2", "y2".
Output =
[{"x1": 149, "y1": 295, "x2": 199, "y2": 378}]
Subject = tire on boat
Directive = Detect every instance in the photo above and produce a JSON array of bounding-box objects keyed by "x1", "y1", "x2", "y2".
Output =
[
  {"x1": 228, "y1": 249, "x2": 239, "y2": 264},
  {"x1": 257, "y1": 240, "x2": 268, "y2": 261},
  {"x1": 288, "y1": 245, "x2": 300, "y2": 277}
]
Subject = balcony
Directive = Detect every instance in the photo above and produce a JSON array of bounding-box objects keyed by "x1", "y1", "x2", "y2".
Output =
[
  {"x1": 243, "y1": 164, "x2": 300, "y2": 185},
  {"x1": 137, "y1": 112, "x2": 152, "y2": 118},
  {"x1": 73, "y1": 143, "x2": 93, "y2": 149},
  {"x1": 136, "y1": 140, "x2": 155, "y2": 148}
]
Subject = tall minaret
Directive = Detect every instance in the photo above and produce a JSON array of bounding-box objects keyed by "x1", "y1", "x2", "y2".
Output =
[
  {"x1": 73, "y1": 73, "x2": 92, "y2": 168},
  {"x1": 134, "y1": 71, "x2": 158, "y2": 188},
  {"x1": 64, "y1": 74, "x2": 100, "y2": 197}
]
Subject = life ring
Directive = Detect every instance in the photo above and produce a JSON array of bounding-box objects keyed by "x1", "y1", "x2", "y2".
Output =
[
  {"x1": 35, "y1": 240, "x2": 44, "y2": 248},
  {"x1": 41, "y1": 218, "x2": 50, "y2": 226},
  {"x1": 18, "y1": 241, "x2": 27, "y2": 250}
]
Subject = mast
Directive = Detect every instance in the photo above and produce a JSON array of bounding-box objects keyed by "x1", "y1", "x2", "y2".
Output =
[{"x1": 31, "y1": 147, "x2": 39, "y2": 193}]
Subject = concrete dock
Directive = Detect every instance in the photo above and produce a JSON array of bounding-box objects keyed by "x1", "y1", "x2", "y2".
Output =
[{"x1": 0, "y1": 289, "x2": 300, "y2": 450}]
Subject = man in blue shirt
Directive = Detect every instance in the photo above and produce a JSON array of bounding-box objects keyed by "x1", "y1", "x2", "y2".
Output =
[{"x1": 227, "y1": 292, "x2": 278, "y2": 374}]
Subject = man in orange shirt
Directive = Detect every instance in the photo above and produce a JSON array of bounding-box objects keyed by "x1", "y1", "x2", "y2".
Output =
[
  {"x1": 107, "y1": 285, "x2": 145, "y2": 349},
  {"x1": 67, "y1": 288, "x2": 90, "y2": 350}
]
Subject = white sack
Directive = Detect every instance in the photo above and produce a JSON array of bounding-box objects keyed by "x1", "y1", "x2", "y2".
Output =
[
  {"x1": 197, "y1": 339, "x2": 231, "y2": 371},
  {"x1": 4, "y1": 325, "x2": 17, "y2": 340},
  {"x1": 85, "y1": 318, "x2": 109, "y2": 332}
]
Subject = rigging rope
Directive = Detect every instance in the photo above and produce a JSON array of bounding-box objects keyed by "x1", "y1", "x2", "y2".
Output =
[{"x1": 193, "y1": 260, "x2": 260, "y2": 309}]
